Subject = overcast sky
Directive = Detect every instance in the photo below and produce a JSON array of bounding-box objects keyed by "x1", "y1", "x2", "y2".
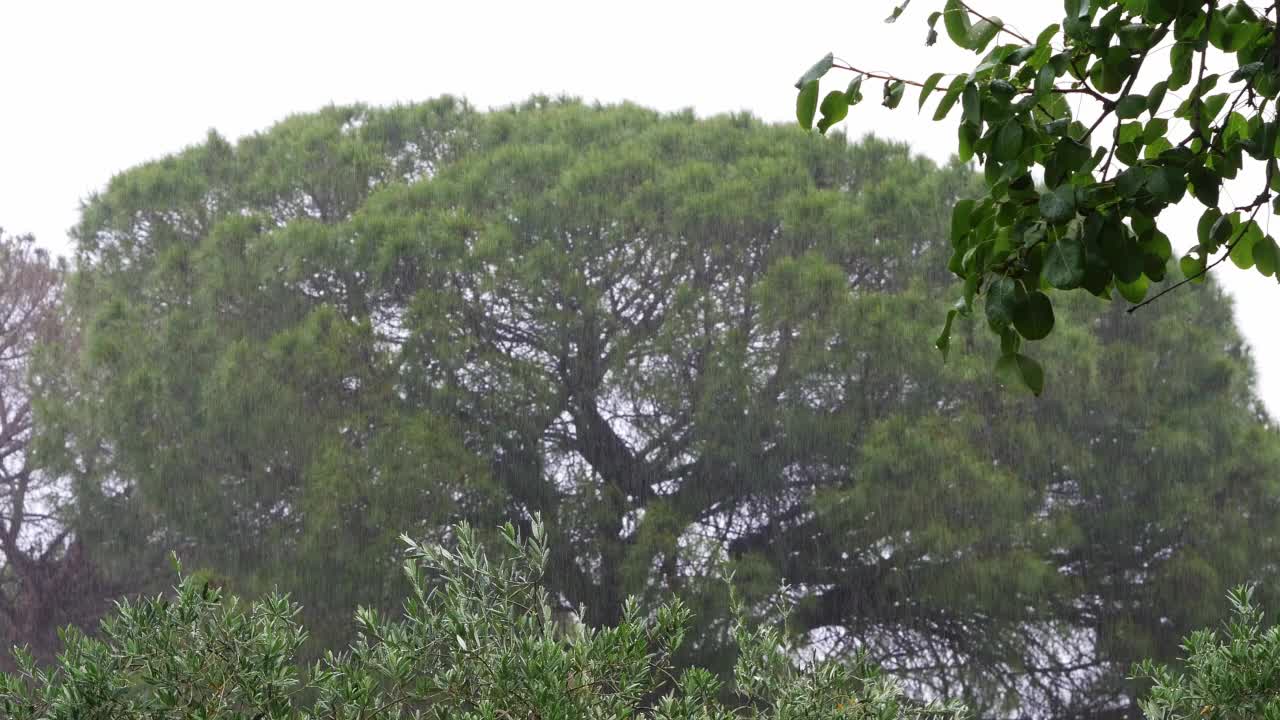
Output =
[{"x1": 2, "y1": 1, "x2": 1275, "y2": 415}]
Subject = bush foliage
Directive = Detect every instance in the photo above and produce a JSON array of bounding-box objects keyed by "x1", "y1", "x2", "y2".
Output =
[{"x1": 0, "y1": 521, "x2": 967, "y2": 720}]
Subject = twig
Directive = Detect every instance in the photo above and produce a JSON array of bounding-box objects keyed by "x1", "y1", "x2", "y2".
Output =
[
  {"x1": 1127, "y1": 195, "x2": 1269, "y2": 313},
  {"x1": 832, "y1": 61, "x2": 926, "y2": 88},
  {"x1": 957, "y1": 0, "x2": 1032, "y2": 44}
]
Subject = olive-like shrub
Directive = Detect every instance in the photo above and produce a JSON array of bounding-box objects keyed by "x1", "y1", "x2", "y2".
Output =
[
  {"x1": 1133, "y1": 585, "x2": 1280, "y2": 720},
  {"x1": 0, "y1": 520, "x2": 966, "y2": 720}
]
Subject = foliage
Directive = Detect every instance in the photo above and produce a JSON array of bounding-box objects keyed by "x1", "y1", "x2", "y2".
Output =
[
  {"x1": 1133, "y1": 586, "x2": 1280, "y2": 720},
  {"x1": 35, "y1": 98, "x2": 1280, "y2": 717},
  {"x1": 0, "y1": 229, "x2": 119, "y2": 668},
  {"x1": 31, "y1": 98, "x2": 491, "y2": 649},
  {"x1": 796, "y1": 0, "x2": 1280, "y2": 392},
  {"x1": 0, "y1": 521, "x2": 967, "y2": 720}
]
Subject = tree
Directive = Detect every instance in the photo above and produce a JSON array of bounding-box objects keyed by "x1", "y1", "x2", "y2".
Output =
[
  {"x1": 795, "y1": 1, "x2": 1280, "y2": 392},
  {"x1": 0, "y1": 230, "x2": 118, "y2": 669},
  {"x1": 32, "y1": 98, "x2": 489, "y2": 652},
  {"x1": 37, "y1": 98, "x2": 1280, "y2": 718}
]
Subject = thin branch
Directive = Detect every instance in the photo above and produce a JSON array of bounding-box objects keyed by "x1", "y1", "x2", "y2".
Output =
[
  {"x1": 832, "y1": 62, "x2": 927, "y2": 88},
  {"x1": 1127, "y1": 193, "x2": 1270, "y2": 313},
  {"x1": 957, "y1": 1, "x2": 1032, "y2": 44}
]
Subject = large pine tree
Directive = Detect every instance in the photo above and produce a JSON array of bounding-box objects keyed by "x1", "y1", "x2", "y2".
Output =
[{"x1": 34, "y1": 97, "x2": 1280, "y2": 718}]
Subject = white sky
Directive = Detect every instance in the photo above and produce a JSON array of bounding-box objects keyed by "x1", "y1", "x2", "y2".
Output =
[{"x1": 1, "y1": 1, "x2": 1275, "y2": 416}]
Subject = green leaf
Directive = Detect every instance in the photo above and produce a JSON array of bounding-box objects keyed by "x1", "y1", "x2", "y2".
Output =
[
  {"x1": 995, "y1": 353, "x2": 1045, "y2": 396},
  {"x1": 942, "y1": 0, "x2": 973, "y2": 48},
  {"x1": 1000, "y1": 325, "x2": 1021, "y2": 355},
  {"x1": 1012, "y1": 291, "x2": 1055, "y2": 340},
  {"x1": 1254, "y1": 236, "x2": 1279, "y2": 277},
  {"x1": 795, "y1": 53, "x2": 835, "y2": 89},
  {"x1": 961, "y1": 81, "x2": 982, "y2": 128},
  {"x1": 845, "y1": 75, "x2": 865, "y2": 105},
  {"x1": 958, "y1": 123, "x2": 977, "y2": 162},
  {"x1": 1143, "y1": 137, "x2": 1173, "y2": 160},
  {"x1": 1230, "y1": 221, "x2": 1262, "y2": 269},
  {"x1": 1143, "y1": 117, "x2": 1169, "y2": 144},
  {"x1": 1147, "y1": 81, "x2": 1168, "y2": 113},
  {"x1": 796, "y1": 80, "x2": 820, "y2": 130},
  {"x1": 1115, "y1": 94, "x2": 1147, "y2": 119},
  {"x1": 816, "y1": 91, "x2": 849, "y2": 133},
  {"x1": 1230, "y1": 61, "x2": 1265, "y2": 83},
  {"x1": 1115, "y1": 273, "x2": 1150, "y2": 303},
  {"x1": 885, "y1": 0, "x2": 911, "y2": 22},
  {"x1": 1039, "y1": 184, "x2": 1077, "y2": 224},
  {"x1": 1198, "y1": 208, "x2": 1223, "y2": 246},
  {"x1": 1144, "y1": 166, "x2": 1186, "y2": 203},
  {"x1": 933, "y1": 75, "x2": 968, "y2": 121},
  {"x1": 1210, "y1": 211, "x2": 1237, "y2": 249},
  {"x1": 1180, "y1": 253, "x2": 1207, "y2": 282},
  {"x1": 1169, "y1": 42, "x2": 1194, "y2": 89},
  {"x1": 1035, "y1": 23, "x2": 1060, "y2": 50},
  {"x1": 1117, "y1": 122, "x2": 1143, "y2": 144},
  {"x1": 1187, "y1": 167, "x2": 1220, "y2": 207},
  {"x1": 950, "y1": 198, "x2": 976, "y2": 246},
  {"x1": 1035, "y1": 63, "x2": 1057, "y2": 97},
  {"x1": 1044, "y1": 235, "x2": 1086, "y2": 289},
  {"x1": 993, "y1": 121, "x2": 1025, "y2": 162},
  {"x1": 968, "y1": 17, "x2": 1004, "y2": 53},
  {"x1": 984, "y1": 276, "x2": 1018, "y2": 329},
  {"x1": 936, "y1": 308, "x2": 958, "y2": 360},
  {"x1": 882, "y1": 80, "x2": 906, "y2": 109},
  {"x1": 919, "y1": 72, "x2": 946, "y2": 111}
]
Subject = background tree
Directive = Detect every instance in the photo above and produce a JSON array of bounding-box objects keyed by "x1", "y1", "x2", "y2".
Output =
[
  {"x1": 0, "y1": 229, "x2": 118, "y2": 669},
  {"x1": 32, "y1": 98, "x2": 488, "y2": 651},
  {"x1": 36, "y1": 98, "x2": 1280, "y2": 718},
  {"x1": 796, "y1": 1, "x2": 1280, "y2": 392}
]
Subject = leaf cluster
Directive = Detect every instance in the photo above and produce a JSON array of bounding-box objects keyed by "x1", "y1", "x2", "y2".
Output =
[
  {"x1": 798, "y1": 0, "x2": 1280, "y2": 392},
  {"x1": 1133, "y1": 586, "x2": 1280, "y2": 720}
]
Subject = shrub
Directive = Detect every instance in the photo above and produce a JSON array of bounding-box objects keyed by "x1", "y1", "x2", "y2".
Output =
[
  {"x1": 1133, "y1": 585, "x2": 1280, "y2": 720},
  {"x1": 0, "y1": 520, "x2": 966, "y2": 720}
]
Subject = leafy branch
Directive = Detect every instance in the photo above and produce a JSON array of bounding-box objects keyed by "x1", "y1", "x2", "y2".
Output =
[{"x1": 797, "y1": 0, "x2": 1280, "y2": 394}]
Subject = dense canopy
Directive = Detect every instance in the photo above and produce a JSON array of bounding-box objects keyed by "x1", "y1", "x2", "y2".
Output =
[{"x1": 29, "y1": 97, "x2": 1280, "y2": 718}]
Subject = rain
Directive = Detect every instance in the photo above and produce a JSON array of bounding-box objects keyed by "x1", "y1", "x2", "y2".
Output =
[{"x1": 1, "y1": 3, "x2": 1278, "y2": 719}]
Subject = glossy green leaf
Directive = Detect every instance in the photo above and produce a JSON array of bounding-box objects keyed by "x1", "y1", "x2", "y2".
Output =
[
  {"x1": 885, "y1": 0, "x2": 911, "y2": 22},
  {"x1": 795, "y1": 53, "x2": 835, "y2": 89},
  {"x1": 1012, "y1": 291, "x2": 1055, "y2": 340},
  {"x1": 1039, "y1": 184, "x2": 1077, "y2": 223},
  {"x1": 985, "y1": 275, "x2": 1018, "y2": 328},
  {"x1": 1230, "y1": 221, "x2": 1262, "y2": 269},
  {"x1": 961, "y1": 81, "x2": 982, "y2": 128},
  {"x1": 942, "y1": 0, "x2": 973, "y2": 48},
  {"x1": 1254, "y1": 235, "x2": 1279, "y2": 277},
  {"x1": 1044, "y1": 235, "x2": 1086, "y2": 289},
  {"x1": 950, "y1": 198, "x2": 976, "y2": 246},
  {"x1": 796, "y1": 80, "x2": 820, "y2": 129},
  {"x1": 933, "y1": 75, "x2": 968, "y2": 121},
  {"x1": 968, "y1": 17, "x2": 1004, "y2": 53},
  {"x1": 1115, "y1": 94, "x2": 1148, "y2": 119},
  {"x1": 882, "y1": 80, "x2": 906, "y2": 108},
  {"x1": 1115, "y1": 273, "x2": 1150, "y2": 303},
  {"x1": 919, "y1": 72, "x2": 946, "y2": 111},
  {"x1": 846, "y1": 74, "x2": 865, "y2": 105},
  {"x1": 816, "y1": 91, "x2": 849, "y2": 134},
  {"x1": 1180, "y1": 253, "x2": 1207, "y2": 282},
  {"x1": 1147, "y1": 81, "x2": 1168, "y2": 113},
  {"x1": 995, "y1": 352, "x2": 1044, "y2": 396},
  {"x1": 936, "y1": 308, "x2": 958, "y2": 360},
  {"x1": 993, "y1": 121, "x2": 1025, "y2": 161}
]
